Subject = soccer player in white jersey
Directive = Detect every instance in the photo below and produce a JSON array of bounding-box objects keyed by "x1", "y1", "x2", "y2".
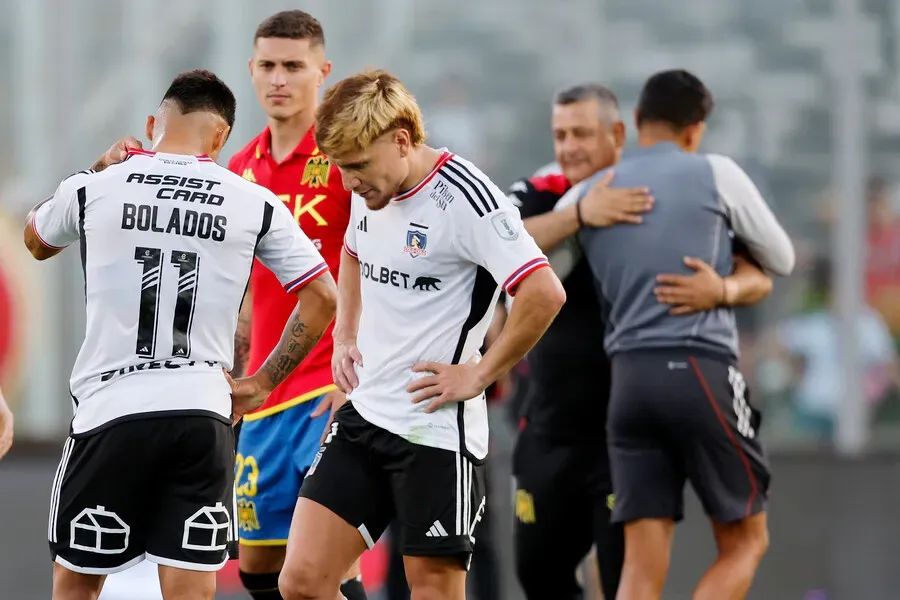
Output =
[
  {"x1": 275, "y1": 70, "x2": 566, "y2": 600},
  {"x1": 23, "y1": 70, "x2": 338, "y2": 600}
]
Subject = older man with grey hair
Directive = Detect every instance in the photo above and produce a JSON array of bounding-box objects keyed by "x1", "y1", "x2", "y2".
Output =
[
  {"x1": 561, "y1": 69, "x2": 792, "y2": 600},
  {"x1": 507, "y1": 82, "x2": 649, "y2": 600},
  {"x1": 508, "y1": 79, "x2": 777, "y2": 600}
]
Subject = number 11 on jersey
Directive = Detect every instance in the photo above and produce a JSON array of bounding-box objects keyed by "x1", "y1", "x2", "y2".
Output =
[{"x1": 134, "y1": 246, "x2": 200, "y2": 359}]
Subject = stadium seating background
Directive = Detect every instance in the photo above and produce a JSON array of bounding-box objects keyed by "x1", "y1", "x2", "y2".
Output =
[{"x1": 1, "y1": 0, "x2": 898, "y2": 597}]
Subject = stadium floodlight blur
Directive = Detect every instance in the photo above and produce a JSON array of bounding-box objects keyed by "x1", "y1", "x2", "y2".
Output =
[{"x1": 831, "y1": 0, "x2": 867, "y2": 456}]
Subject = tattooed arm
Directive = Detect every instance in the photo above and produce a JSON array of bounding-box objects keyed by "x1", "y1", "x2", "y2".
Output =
[
  {"x1": 229, "y1": 273, "x2": 338, "y2": 420},
  {"x1": 231, "y1": 287, "x2": 253, "y2": 377}
]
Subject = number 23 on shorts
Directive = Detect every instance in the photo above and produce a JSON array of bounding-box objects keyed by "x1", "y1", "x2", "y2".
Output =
[{"x1": 234, "y1": 453, "x2": 260, "y2": 497}]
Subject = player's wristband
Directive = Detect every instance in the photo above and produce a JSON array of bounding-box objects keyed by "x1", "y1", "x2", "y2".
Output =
[{"x1": 575, "y1": 200, "x2": 585, "y2": 228}]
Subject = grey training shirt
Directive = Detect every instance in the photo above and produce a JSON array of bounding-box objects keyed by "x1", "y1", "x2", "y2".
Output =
[{"x1": 557, "y1": 142, "x2": 795, "y2": 359}]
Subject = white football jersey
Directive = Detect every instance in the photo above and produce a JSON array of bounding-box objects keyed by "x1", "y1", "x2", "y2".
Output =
[
  {"x1": 31, "y1": 150, "x2": 327, "y2": 436},
  {"x1": 344, "y1": 151, "x2": 549, "y2": 460}
]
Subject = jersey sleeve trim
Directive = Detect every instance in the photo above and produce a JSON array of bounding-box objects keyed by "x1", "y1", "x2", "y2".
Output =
[
  {"x1": 503, "y1": 257, "x2": 550, "y2": 296},
  {"x1": 343, "y1": 239, "x2": 358, "y2": 259},
  {"x1": 284, "y1": 262, "x2": 329, "y2": 293},
  {"x1": 28, "y1": 211, "x2": 66, "y2": 250}
]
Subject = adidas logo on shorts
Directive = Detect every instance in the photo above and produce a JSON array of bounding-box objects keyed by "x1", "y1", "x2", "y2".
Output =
[{"x1": 425, "y1": 520, "x2": 448, "y2": 538}]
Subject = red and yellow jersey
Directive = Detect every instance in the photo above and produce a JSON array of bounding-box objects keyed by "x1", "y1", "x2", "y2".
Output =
[{"x1": 228, "y1": 126, "x2": 350, "y2": 420}]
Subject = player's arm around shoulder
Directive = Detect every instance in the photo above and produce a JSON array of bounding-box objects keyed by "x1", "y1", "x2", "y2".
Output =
[
  {"x1": 24, "y1": 170, "x2": 95, "y2": 260},
  {"x1": 707, "y1": 153, "x2": 795, "y2": 277},
  {"x1": 517, "y1": 171, "x2": 653, "y2": 254},
  {"x1": 24, "y1": 136, "x2": 142, "y2": 260},
  {"x1": 654, "y1": 250, "x2": 774, "y2": 316},
  {"x1": 510, "y1": 175, "x2": 577, "y2": 253}
]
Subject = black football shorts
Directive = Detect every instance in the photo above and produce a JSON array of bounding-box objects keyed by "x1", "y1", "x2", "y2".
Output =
[
  {"x1": 49, "y1": 415, "x2": 237, "y2": 574},
  {"x1": 607, "y1": 349, "x2": 770, "y2": 525},
  {"x1": 299, "y1": 403, "x2": 486, "y2": 570}
]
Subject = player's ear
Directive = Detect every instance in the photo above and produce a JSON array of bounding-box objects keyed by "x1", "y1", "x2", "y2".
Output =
[
  {"x1": 248, "y1": 58, "x2": 254, "y2": 78},
  {"x1": 145, "y1": 115, "x2": 155, "y2": 143},
  {"x1": 212, "y1": 126, "x2": 231, "y2": 155},
  {"x1": 320, "y1": 61, "x2": 332, "y2": 85},
  {"x1": 394, "y1": 129, "x2": 411, "y2": 157},
  {"x1": 611, "y1": 121, "x2": 626, "y2": 150}
]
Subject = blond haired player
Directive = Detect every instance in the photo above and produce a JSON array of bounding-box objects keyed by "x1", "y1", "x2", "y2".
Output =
[{"x1": 276, "y1": 70, "x2": 566, "y2": 600}]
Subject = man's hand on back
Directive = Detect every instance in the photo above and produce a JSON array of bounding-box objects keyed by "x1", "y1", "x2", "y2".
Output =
[
  {"x1": 654, "y1": 256, "x2": 725, "y2": 315},
  {"x1": 579, "y1": 170, "x2": 654, "y2": 227}
]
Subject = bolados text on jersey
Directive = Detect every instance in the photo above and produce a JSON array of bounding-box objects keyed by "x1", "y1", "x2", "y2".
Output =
[{"x1": 121, "y1": 172, "x2": 228, "y2": 242}]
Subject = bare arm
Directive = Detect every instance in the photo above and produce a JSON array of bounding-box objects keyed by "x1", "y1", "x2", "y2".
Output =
[
  {"x1": 331, "y1": 248, "x2": 364, "y2": 393},
  {"x1": 24, "y1": 199, "x2": 63, "y2": 261},
  {"x1": 709, "y1": 155, "x2": 795, "y2": 276},
  {"x1": 229, "y1": 274, "x2": 337, "y2": 419},
  {"x1": 252, "y1": 274, "x2": 337, "y2": 392},
  {"x1": 474, "y1": 268, "x2": 565, "y2": 387},
  {"x1": 724, "y1": 254, "x2": 773, "y2": 307},
  {"x1": 485, "y1": 300, "x2": 508, "y2": 348},
  {"x1": 25, "y1": 137, "x2": 144, "y2": 262},
  {"x1": 523, "y1": 172, "x2": 652, "y2": 253},
  {"x1": 231, "y1": 287, "x2": 253, "y2": 377},
  {"x1": 334, "y1": 248, "x2": 362, "y2": 344},
  {"x1": 523, "y1": 205, "x2": 581, "y2": 253},
  {"x1": 654, "y1": 253, "x2": 773, "y2": 315}
]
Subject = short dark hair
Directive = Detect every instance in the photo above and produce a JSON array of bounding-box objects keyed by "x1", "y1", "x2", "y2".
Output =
[
  {"x1": 636, "y1": 69, "x2": 714, "y2": 130},
  {"x1": 554, "y1": 83, "x2": 619, "y2": 109},
  {"x1": 161, "y1": 70, "x2": 236, "y2": 129},
  {"x1": 255, "y1": 10, "x2": 324, "y2": 46}
]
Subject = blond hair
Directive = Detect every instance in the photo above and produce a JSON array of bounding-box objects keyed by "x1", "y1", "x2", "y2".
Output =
[{"x1": 315, "y1": 69, "x2": 426, "y2": 157}]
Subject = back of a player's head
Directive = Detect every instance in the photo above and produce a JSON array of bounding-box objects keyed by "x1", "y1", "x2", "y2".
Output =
[
  {"x1": 255, "y1": 10, "x2": 324, "y2": 47},
  {"x1": 555, "y1": 83, "x2": 621, "y2": 122},
  {"x1": 315, "y1": 69, "x2": 426, "y2": 158},
  {"x1": 161, "y1": 70, "x2": 236, "y2": 129},
  {"x1": 636, "y1": 69, "x2": 714, "y2": 132}
]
